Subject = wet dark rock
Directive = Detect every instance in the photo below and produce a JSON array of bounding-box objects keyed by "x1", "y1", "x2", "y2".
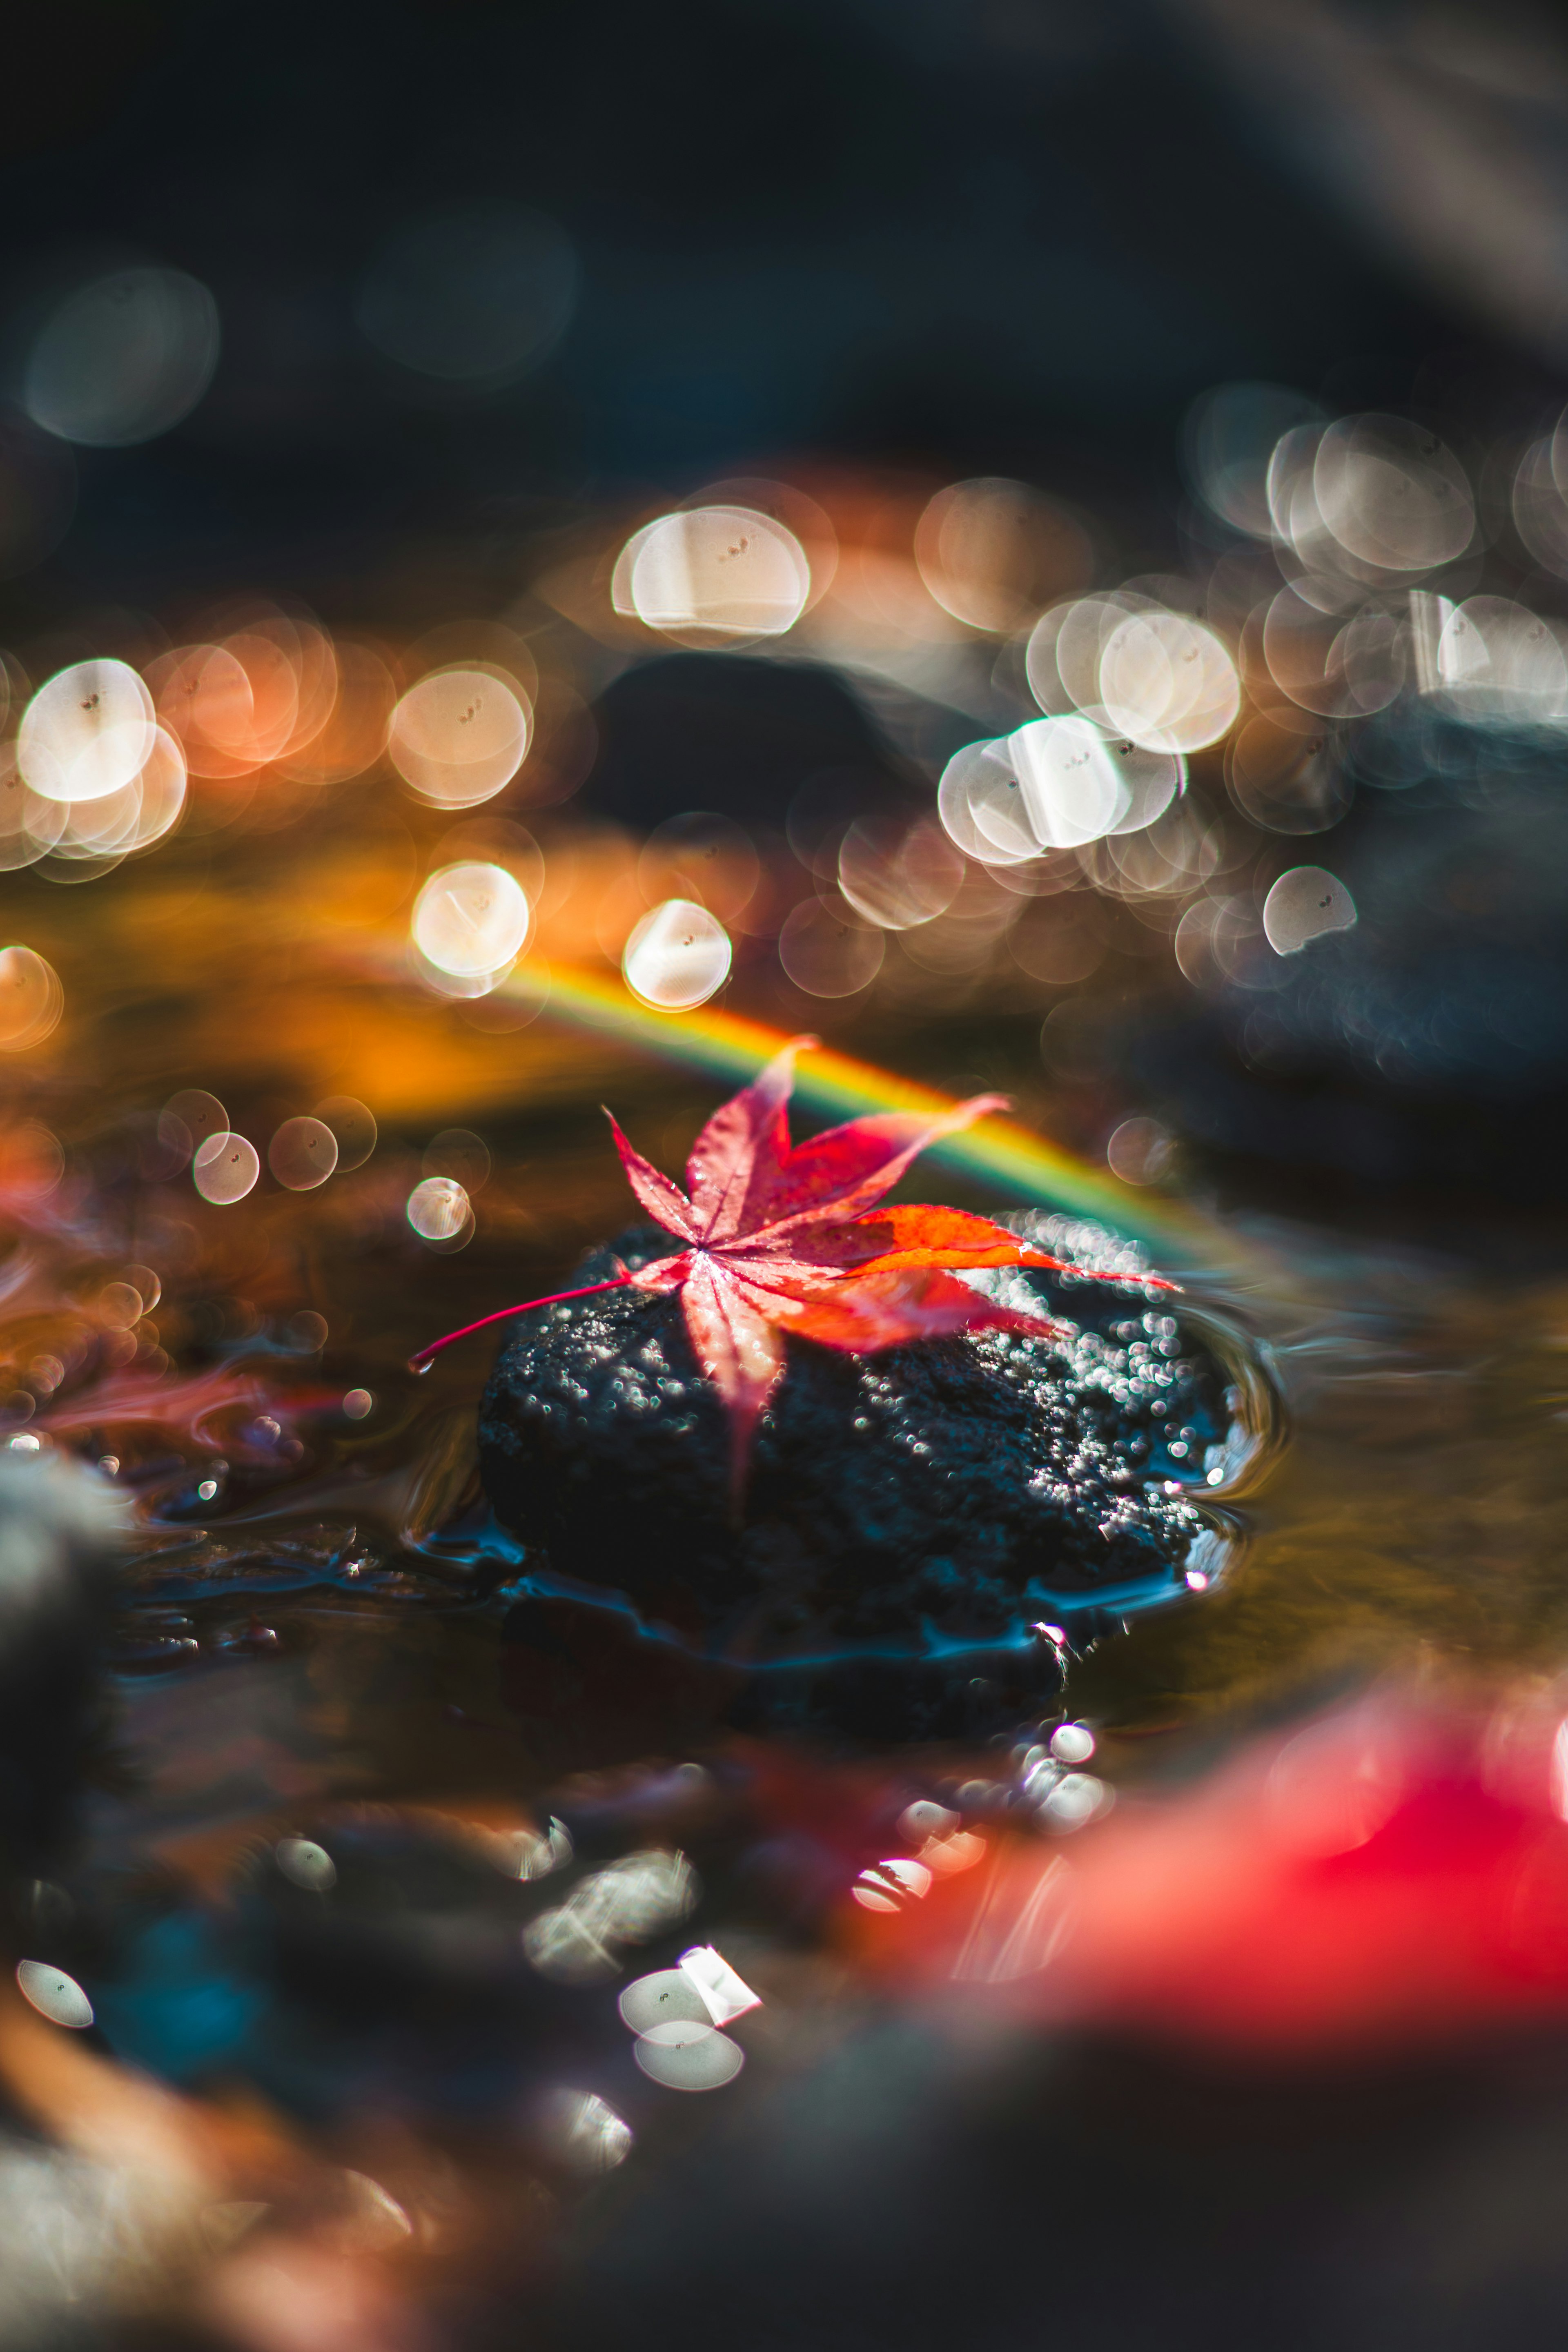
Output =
[
  {"x1": 0, "y1": 1452, "x2": 121, "y2": 1882},
  {"x1": 583, "y1": 652, "x2": 920, "y2": 832},
  {"x1": 482, "y1": 1221, "x2": 1247, "y2": 1742},
  {"x1": 1125, "y1": 710, "x2": 1568, "y2": 1199},
  {"x1": 550, "y1": 2014, "x2": 1568, "y2": 2352}
]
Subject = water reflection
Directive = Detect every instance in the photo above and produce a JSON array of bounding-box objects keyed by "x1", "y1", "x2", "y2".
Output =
[
  {"x1": 6, "y1": 383, "x2": 1568, "y2": 1089},
  {"x1": 11, "y1": 374, "x2": 1568, "y2": 2348}
]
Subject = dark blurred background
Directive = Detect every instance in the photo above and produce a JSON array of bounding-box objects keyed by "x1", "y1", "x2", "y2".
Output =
[{"x1": 5, "y1": 0, "x2": 1567, "y2": 622}]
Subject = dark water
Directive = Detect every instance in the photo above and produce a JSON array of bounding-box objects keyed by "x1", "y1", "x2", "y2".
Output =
[{"x1": 6, "y1": 801, "x2": 1568, "y2": 2339}]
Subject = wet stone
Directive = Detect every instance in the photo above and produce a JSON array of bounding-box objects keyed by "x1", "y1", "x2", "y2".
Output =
[{"x1": 481, "y1": 1221, "x2": 1245, "y2": 1743}]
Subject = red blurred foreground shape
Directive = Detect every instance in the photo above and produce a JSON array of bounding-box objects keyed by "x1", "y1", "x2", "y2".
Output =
[{"x1": 851, "y1": 1689, "x2": 1568, "y2": 2051}]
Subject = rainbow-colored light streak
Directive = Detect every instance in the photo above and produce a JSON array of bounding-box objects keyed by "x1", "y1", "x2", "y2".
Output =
[{"x1": 490, "y1": 962, "x2": 1221, "y2": 1264}]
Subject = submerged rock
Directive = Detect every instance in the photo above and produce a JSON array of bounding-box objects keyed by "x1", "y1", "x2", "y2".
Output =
[
  {"x1": 1121, "y1": 710, "x2": 1568, "y2": 1200},
  {"x1": 0, "y1": 1451, "x2": 122, "y2": 1880},
  {"x1": 481, "y1": 1218, "x2": 1265, "y2": 1743}
]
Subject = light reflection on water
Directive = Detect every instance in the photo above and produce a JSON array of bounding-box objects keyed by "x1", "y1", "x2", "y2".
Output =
[
  {"x1": 2, "y1": 691, "x2": 1568, "y2": 2347},
  {"x1": 0, "y1": 875, "x2": 1523, "y2": 1827},
  {"x1": 0, "y1": 1197, "x2": 1561, "y2": 2343},
  {"x1": 0, "y1": 823, "x2": 1559, "y2": 1753}
]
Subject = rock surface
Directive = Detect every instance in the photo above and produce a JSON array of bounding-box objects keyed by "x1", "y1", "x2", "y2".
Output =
[{"x1": 481, "y1": 1218, "x2": 1246, "y2": 1740}]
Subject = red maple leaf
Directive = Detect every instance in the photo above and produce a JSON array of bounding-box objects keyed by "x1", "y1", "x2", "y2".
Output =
[{"x1": 412, "y1": 1037, "x2": 1177, "y2": 1486}]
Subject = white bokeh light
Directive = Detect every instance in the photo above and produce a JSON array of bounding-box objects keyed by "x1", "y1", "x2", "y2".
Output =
[
  {"x1": 543, "y1": 2089, "x2": 634, "y2": 2174},
  {"x1": 938, "y1": 737, "x2": 1039, "y2": 865},
  {"x1": 913, "y1": 477, "x2": 1087, "y2": 633},
  {"x1": 193, "y1": 1132, "x2": 261, "y2": 1205},
  {"x1": 1262, "y1": 866, "x2": 1358, "y2": 955},
  {"x1": 1312, "y1": 414, "x2": 1474, "y2": 575},
  {"x1": 388, "y1": 667, "x2": 531, "y2": 807},
  {"x1": 275, "y1": 1838, "x2": 337, "y2": 1892},
  {"x1": 1009, "y1": 717, "x2": 1129, "y2": 847},
  {"x1": 268, "y1": 1117, "x2": 339, "y2": 1191},
  {"x1": 19, "y1": 660, "x2": 156, "y2": 804},
  {"x1": 1097, "y1": 611, "x2": 1240, "y2": 753},
  {"x1": 1434, "y1": 596, "x2": 1568, "y2": 724},
  {"x1": 407, "y1": 1175, "x2": 472, "y2": 1242},
  {"x1": 315, "y1": 1096, "x2": 378, "y2": 1171},
  {"x1": 622, "y1": 898, "x2": 733, "y2": 1009},
  {"x1": 633, "y1": 2024, "x2": 745, "y2": 2091},
  {"x1": 618, "y1": 1970, "x2": 713, "y2": 2036},
  {"x1": 15, "y1": 1960, "x2": 93, "y2": 2030},
  {"x1": 1261, "y1": 588, "x2": 1403, "y2": 720},
  {"x1": 412, "y1": 860, "x2": 530, "y2": 978},
  {"x1": 625, "y1": 506, "x2": 810, "y2": 639}
]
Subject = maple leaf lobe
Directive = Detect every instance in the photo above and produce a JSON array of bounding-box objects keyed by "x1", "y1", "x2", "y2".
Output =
[{"x1": 599, "y1": 1040, "x2": 1087, "y2": 1492}]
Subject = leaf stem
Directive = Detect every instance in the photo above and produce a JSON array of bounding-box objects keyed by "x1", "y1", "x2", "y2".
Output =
[{"x1": 408, "y1": 1276, "x2": 633, "y2": 1373}]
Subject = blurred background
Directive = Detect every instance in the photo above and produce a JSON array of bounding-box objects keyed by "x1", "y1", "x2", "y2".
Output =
[
  {"x1": 7, "y1": 0, "x2": 1568, "y2": 1213},
  {"x1": 8, "y1": 0, "x2": 1568, "y2": 599},
  {"x1": 7, "y1": 4, "x2": 1568, "y2": 2348}
]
